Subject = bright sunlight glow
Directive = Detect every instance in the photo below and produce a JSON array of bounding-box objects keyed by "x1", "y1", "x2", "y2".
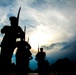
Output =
[{"x1": 29, "y1": 30, "x2": 50, "y2": 50}]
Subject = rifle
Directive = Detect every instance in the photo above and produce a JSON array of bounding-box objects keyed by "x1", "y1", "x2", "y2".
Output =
[
  {"x1": 24, "y1": 26, "x2": 30, "y2": 42},
  {"x1": 24, "y1": 26, "x2": 26, "y2": 41},
  {"x1": 17, "y1": 7, "x2": 21, "y2": 26},
  {"x1": 38, "y1": 44, "x2": 39, "y2": 53}
]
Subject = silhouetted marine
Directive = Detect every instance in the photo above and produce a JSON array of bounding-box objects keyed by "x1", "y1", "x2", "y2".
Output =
[
  {"x1": 35, "y1": 48, "x2": 46, "y2": 61},
  {"x1": 0, "y1": 16, "x2": 24, "y2": 75},
  {"x1": 35, "y1": 48, "x2": 46, "y2": 75},
  {"x1": 16, "y1": 39, "x2": 32, "y2": 75}
]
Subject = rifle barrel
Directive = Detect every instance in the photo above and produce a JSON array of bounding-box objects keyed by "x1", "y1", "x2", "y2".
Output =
[
  {"x1": 17, "y1": 7, "x2": 21, "y2": 25},
  {"x1": 24, "y1": 26, "x2": 26, "y2": 41}
]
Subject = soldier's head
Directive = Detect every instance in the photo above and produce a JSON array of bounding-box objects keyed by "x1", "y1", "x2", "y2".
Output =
[
  {"x1": 40, "y1": 48, "x2": 43, "y2": 52},
  {"x1": 9, "y1": 16, "x2": 18, "y2": 26}
]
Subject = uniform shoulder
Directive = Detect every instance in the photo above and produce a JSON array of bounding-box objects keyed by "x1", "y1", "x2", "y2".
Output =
[
  {"x1": 17, "y1": 26, "x2": 22, "y2": 28},
  {"x1": 3, "y1": 25, "x2": 10, "y2": 28}
]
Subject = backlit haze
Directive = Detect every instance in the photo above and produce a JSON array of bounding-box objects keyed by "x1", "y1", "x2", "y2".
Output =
[{"x1": 0, "y1": 0, "x2": 76, "y2": 70}]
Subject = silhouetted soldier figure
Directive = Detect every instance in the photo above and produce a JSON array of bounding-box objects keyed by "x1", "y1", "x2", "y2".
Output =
[
  {"x1": 16, "y1": 39, "x2": 32, "y2": 75},
  {"x1": 0, "y1": 16, "x2": 24, "y2": 75},
  {"x1": 35, "y1": 48, "x2": 46, "y2": 75}
]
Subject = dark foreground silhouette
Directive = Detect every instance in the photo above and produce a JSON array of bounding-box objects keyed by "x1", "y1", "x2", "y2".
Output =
[
  {"x1": 16, "y1": 39, "x2": 32, "y2": 75},
  {"x1": 0, "y1": 16, "x2": 24, "y2": 75},
  {"x1": 35, "y1": 48, "x2": 49, "y2": 75},
  {"x1": 0, "y1": 7, "x2": 25, "y2": 75},
  {"x1": 10, "y1": 58, "x2": 76, "y2": 75}
]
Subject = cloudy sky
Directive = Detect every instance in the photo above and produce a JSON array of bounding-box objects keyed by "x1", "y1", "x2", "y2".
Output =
[{"x1": 0, "y1": 0, "x2": 76, "y2": 70}]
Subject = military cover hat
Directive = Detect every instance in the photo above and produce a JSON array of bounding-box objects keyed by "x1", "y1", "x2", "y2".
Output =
[{"x1": 9, "y1": 16, "x2": 17, "y2": 21}]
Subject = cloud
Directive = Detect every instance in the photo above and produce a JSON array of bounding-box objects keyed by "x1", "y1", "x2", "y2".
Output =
[
  {"x1": 42, "y1": 42, "x2": 66, "y2": 50},
  {"x1": 30, "y1": 0, "x2": 76, "y2": 36},
  {"x1": 44, "y1": 40, "x2": 76, "y2": 63},
  {"x1": 42, "y1": 39, "x2": 76, "y2": 52},
  {"x1": 0, "y1": 0, "x2": 14, "y2": 6}
]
